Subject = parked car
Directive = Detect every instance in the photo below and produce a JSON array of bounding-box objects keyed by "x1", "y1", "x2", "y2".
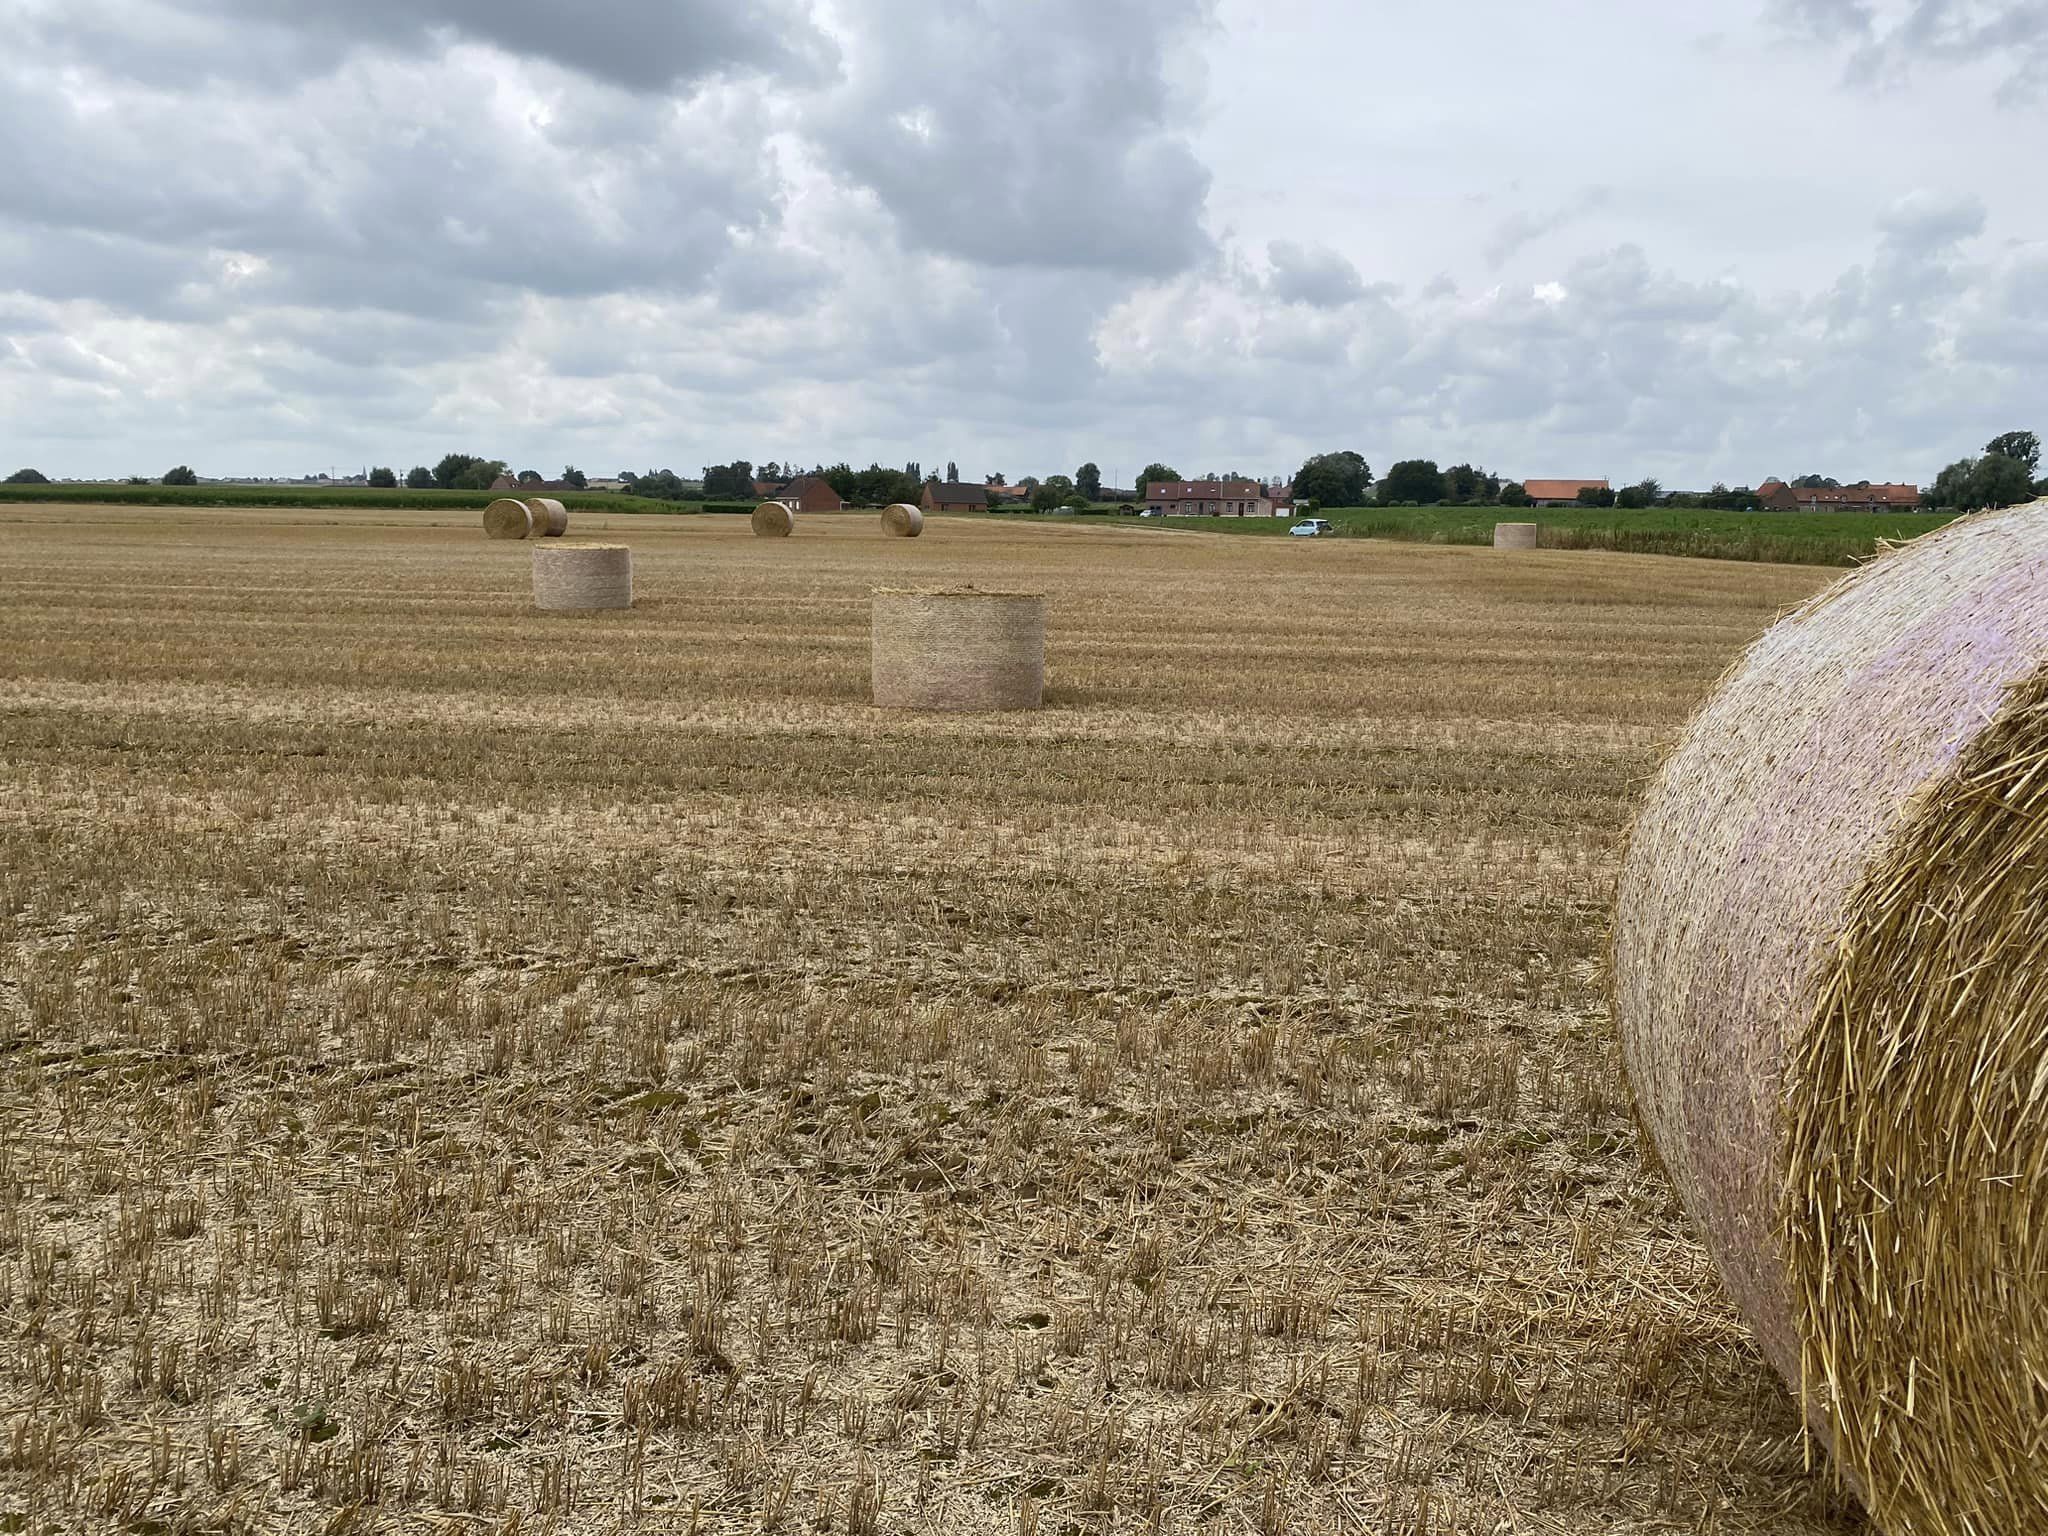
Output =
[
  {"x1": 1289, "y1": 518, "x2": 1333, "y2": 537},
  {"x1": 1138, "y1": 508, "x2": 1166, "y2": 518}
]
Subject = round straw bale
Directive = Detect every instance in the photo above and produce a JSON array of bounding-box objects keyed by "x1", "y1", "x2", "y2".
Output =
[
  {"x1": 484, "y1": 499, "x2": 533, "y2": 540},
  {"x1": 1611, "y1": 500, "x2": 2048, "y2": 1535},
  {"x1": 752, "y1": 502, "x2": 795, "y2": 538},
  {"x1": 531, "y1": 543, "x2": 632, "y2": 612},
  {"x1": 871, "y1": 588, "x2": 1044, "y2": 711},
  {"x1": 524, "y1": 497, "x2": 569, "y2": 537},
  {"x1": 1492, "y1": 521, "x2": 1539, "y2": 550},
  {"x1": 881, "y1": 503, "x2": 924, "y2": 538}
]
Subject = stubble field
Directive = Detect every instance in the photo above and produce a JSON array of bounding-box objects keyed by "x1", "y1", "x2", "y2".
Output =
[{"x1": 0, "y1": 507, "x2": 1860, "y2": 1534}]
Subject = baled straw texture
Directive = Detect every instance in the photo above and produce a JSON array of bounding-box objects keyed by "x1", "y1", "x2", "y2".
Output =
[
  {"x1": 752, "y1": 502, "x2": 795, "y2": 538},
  {"x1": 524, "y1": 497, "x2": 568, "y2": 537},
  {"x1": 531, "y1": 543, "x2": 632, "y2": 612},
  {"x1": 871, "y1": 588, "x2": 1045, "y2": 711},
  {"x1": 1611, "y1": 500, "x2": 2048, "y2": 1536},
  {"x1": 1492, "y1": 521, "x2": 1539, "y2": 550},
  {"x1": 881, "y1": 503, "x2": 924, "y2": 538},
  {"x1": 484, "y1": 499, "x2": 533, "y2": 540}
]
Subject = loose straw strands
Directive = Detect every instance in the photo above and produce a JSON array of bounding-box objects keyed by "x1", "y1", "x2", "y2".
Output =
[{"x1": 1610, "y1": 499, "x2": 2048, "y2": 1536}]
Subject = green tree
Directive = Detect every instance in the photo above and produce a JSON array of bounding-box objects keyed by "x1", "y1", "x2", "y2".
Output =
[
  {"x1": 701, "y1": 462, "x2": 755, "y2": 500},
  {"x1": 946, "y1": 460, "x2": 960, "y2": 483},
  {"x1": 1135, "y1": 462, "x2": 1179, "y2": 498},
  {"x1": 1792, "y1": 474, "x2": 1840, "y2": 489},
  {"x1": 1575, "y1": 484, "x2": 1618, "y2": 508},
  {"x1": 1378, "y1": 460, "x2": 1443, "y2": 504},
  {"x1": 1442, "y1": 463, "x2": 1482, "y2": 503},
  {"x1": 516, "y1": 469, "x2": 543, "y2": 486},
  {"x1": 1984, "y1": 431, "x2": 2040, "y2": 476},
  {"x1": 4, "y1": 468, "x2": 49, "y2": 484},
  {"x1": 1499, "y1": 481, "x2": 1529, "y2": 507},
  {"x1": 433, "y1": 453, "x2": 480, "y2": 489},
  {"x1": 455, "y1": 459, "x2": 506, "y2": 491},
  {"x1": 1032, "y1": 475, "x2": 1075, "y2": 511},
  {"x1": 404, "y1": 466, "x2": 434, "y2": 489},
  {"x1": 561, "y1": 466, "x2": 587, "y2": 490},
  {"x1": 987, "y1": 471, "x2": 1006, "y2": 486},
  {"x1": 1292, "y1": 451, "x2": 1372, "y2": 508},
  {"x1": 1075, "y1": 462, "x2": 1102, "y2": 501},
  {"x1": 367, "y1": 466, "x2": 398, "y2": 489},
  {"x1": 162, "y1": 465, "x2": 199, "y2": 486}
]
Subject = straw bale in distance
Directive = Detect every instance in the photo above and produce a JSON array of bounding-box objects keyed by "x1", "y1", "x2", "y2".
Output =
[
  {"x1": 1492, "y1": 522, "x2": 1539, "y2": 550},
  {"x1": 484, "y1": 499, "x2": 533, "y2": 540},
  {"x1": 881, "y1": 503, "x2": 924, "y2": 538},
  {"x1": 1610, "y1": 499, "x2": 2048, "y2": 1536},
  {"x1": 524, "y1": 497, "x2": 569, "y2": 537},
  {"x1": 872, "y1": 588, "x2": 1044, "y2": 711},
  {"x1": 752, "y1": 503, "x2": 795, "y2": 538},
  {"x1": 531, "y1": 543, "x2": 632, "y2": 612}
]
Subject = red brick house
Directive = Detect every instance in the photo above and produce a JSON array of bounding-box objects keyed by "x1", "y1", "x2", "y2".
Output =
[
  {"x1": 1758, "y1": 480, "x2": 1920, "y2": 512},
  {"x1": 1143, "y1": 480, "x2": 1279, "y2": 516},
  {"x1": 758, "y1": 475, "x2": 844, "y2": 512},
  {"x1": 922, "y1": 482, "x2": 988, "y2": 512}
]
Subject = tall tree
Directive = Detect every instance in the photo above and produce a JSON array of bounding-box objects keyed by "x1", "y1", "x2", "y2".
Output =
[
  {"x1": 701, "y1": 462, "x2": 755, "y2": 499},
  {"x1": 1075, "y1": 462, "x2": 1102, "y2": 500},
  {"x1": 405, "y1": 466, "x2": 434, "y2": 489},
  {"x1": 1032, "y1": 475, "x2": 1075, "y2": 511},
  {"x1": 560, "y1": 466, "x2": 587, "y2": 490},
  {"x1": 1378, "y1": 460, "x2": 1442, "y2": 504},
  {"x1": 1985, "y1": 430, "x2": 2041, "y2": 475},
  {"x1": 162, "y1": 465, "x2": 199, "y2": 485},
  {"x1": 4, "y1": 468, "x2": 49, "y2": 484},
  {"x1": 1135, "y1": 462, "x2": 1180, "y2": 497},
  {"x1": 367, "y1": 466, "x2": 398, "y2": 488},
  {"x1": 1292, "y1": 451, "x2": 1371, "y2": 507},
  {"x1": 946, "y1": 460, "x2": 960, "y2": 483}
]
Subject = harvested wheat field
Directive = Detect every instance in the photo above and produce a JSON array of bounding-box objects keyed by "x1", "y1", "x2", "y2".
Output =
[{"x1": 0, "y1": 505, "x2": 1862, "y2": 1535}]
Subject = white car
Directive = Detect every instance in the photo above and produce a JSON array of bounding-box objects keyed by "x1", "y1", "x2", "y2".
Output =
[
  {"x1": 1289, "y1": 519, "x2": 1333, "y2": 537},
  {"x1": 1138, "y1": 508, "x2": 1167, "y2": 518}
]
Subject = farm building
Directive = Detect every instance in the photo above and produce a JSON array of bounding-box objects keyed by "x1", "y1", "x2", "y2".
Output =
[
  {"x1": 758, "y1": 475, "x2": 844, "y2": 513},
  {"x1": 1522, "y1": 478, "x2": 1610, "y2": 507},
  {"x1": 1758, "y1": 480, "x2": 1921, "y2": 513},
  {"x1": 922, "y1": 482, "x2": 989, "y2": 513},
  {"x1": 1144, "y1": 480, "x2": 1282, "y2": 516}
]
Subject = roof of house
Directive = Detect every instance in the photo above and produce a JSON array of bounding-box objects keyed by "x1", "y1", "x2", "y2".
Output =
[
  {"x1": 927, "y1": 482, "x2": 987, "y2": 505},
  {"x1": 1145, "y1": 480, "x2": 1267, "y2": 498},
  {"x1": 1784, "y1": 482, "x2": 1920, "y2": 505},
  {"x1": 1522, "y1": 479, "x2": 1610, "y2": 500}
]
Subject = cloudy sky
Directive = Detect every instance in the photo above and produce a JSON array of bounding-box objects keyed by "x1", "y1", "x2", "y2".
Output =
[{"x1": 1, "y1": 0, "x2": 2042, "y2": 488}]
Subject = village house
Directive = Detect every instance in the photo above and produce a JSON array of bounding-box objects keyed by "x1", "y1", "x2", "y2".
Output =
[
  {"x1": 1758, "y1": 480, "x2": 1921, "y2": 513},
  {"x1": 922, "y1": 481, "x2": 988, "y2": 513},
  {"x1": 755, "y1": 475, "x2": 844, "y2": 512},
  {"x1": 1522, "y1": 478, "x2": 1610, "y2": 508},
  {"x1": 1143, "y1": 479, "x2": 1282, "y2": 516}
]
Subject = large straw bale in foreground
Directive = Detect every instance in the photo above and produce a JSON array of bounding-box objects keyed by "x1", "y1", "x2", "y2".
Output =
[
  {"x1": 484, "y1": 499, "x2": 532, "y2": 540},
  {"x1": 881, "y1": 503, "x2": 924, "y2": 538},
  {"x1": 872, "y1": 588, "x2": 1044, "y2": 711},
  {"x1": 531, "y1": 544, "x2": 632, "y2": 612},
  {"x1": 524, "y1": 497, "x2": 568, "y2": 537},
  {"x1": 752, "y1": 503, "x2": 794, "y2": 538},
  {"x1": 1492, "y1": 521, "x2": 1538, "y2": 550},
  {"x1": 1612, "y1": 501, "x2": 2048, "y2": 1535}
]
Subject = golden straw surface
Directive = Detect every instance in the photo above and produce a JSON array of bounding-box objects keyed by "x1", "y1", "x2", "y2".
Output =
[
  {"x1": 524, "y1": 498, "x2": 568, "y2": 538},
  {"x1": 751, "y1": 503, "x2": 794, "y2": 538},
  {"x1": 1493, "y1": 522, "x2": 1539, "y2": 550},
  {"x1": 871, "y1": 587, "x2": 1045, "y2": 711},
  {"x1": 1612, "y1": 500, "x2": 2048, "y2": 1535},
  {"x1": 881, "y1": 503, "x2": 924, "y2": 538},
  {"x1": 531, "y1": 544, "x2": 632, "y2": 612},
  {"x1": 483, "y1": 499, "x2": 532, "y2": 540}
]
